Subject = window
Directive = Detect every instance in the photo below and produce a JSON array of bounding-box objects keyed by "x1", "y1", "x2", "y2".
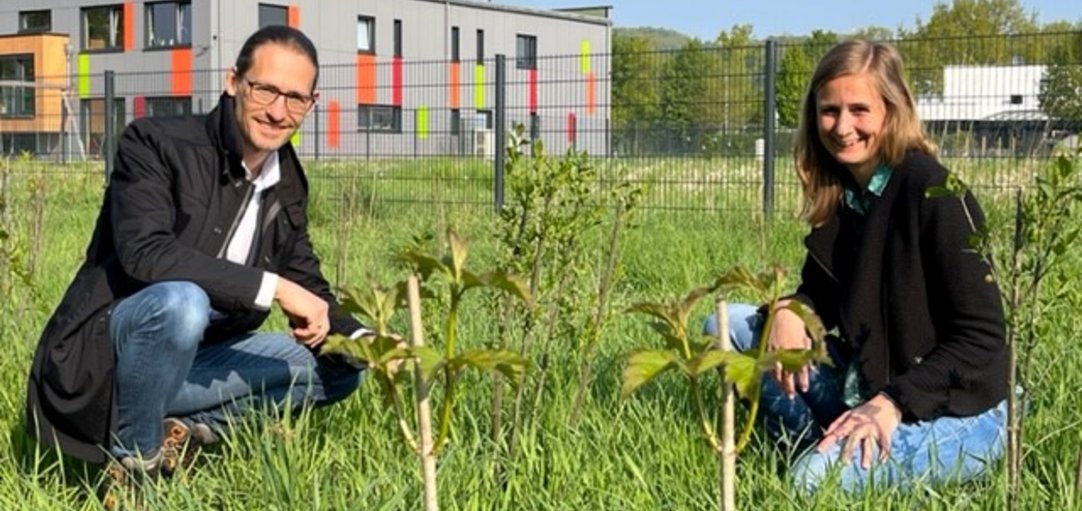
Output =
[
  {"x1": 516, "y1": 34, "x2": 537, "y2": 70},
  {"x1": 393, "y1": 19, "x2": 402, "y2": 58},
  {"x1": 1010, "y1": 94, "x2": 1023, "y2": 105},
  {"x1": 82, "y1": 5, "x2": 124, "y2": 51},
  {"x1": 146, "y1": 96, "x2": 192, "y2": 117},
  {"x1": 0, "y1": 55, "x2": 35, "y2": 118},
  {"x1": 357, "y1": 16, "x2": 375, "y2": 54},
  {"x1": 451, "y1": 26, "x2": 460, "y2": 62},
  {"x1": 19, "y1": 10, "x2": 51, "y2": 33},
  {"x1": 147, "y1": 2, "x2": 191, "y2": 48},
  {"x1": 476, "y1": 109, "x2": 493, "y2": 130},
  {"x1": 359, "y1": 104, "x2": 401, "y2": 132},
  {"x1": 258, "y1": 4, "x2": 287, "y2": 28},
  {"x1": 476, "y1": 29, "x2": 484, "y2": 63},
  {"x1": 450, "y1": 109, "x2": 461, "y2": 135}
]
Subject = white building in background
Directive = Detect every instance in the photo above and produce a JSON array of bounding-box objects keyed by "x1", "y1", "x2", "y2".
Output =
[{"x1": 917, "y1": 65, "x2": 1048, "y2": 122}]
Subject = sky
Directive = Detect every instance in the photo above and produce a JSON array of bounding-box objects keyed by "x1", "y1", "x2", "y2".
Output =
[{"x1": 500, "y1": 0, "x2": 1081, "y2": 41}]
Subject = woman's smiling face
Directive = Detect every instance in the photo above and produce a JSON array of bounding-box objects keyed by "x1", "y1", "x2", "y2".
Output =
[{"x1": 816, "y1": 72, "x2": 888, "y2": 184}]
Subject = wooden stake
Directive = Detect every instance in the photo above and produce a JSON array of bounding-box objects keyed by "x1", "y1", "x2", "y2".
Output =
[
  {"x1": 408, "y1": 276, "x2": 439, "y2": 511},
  {"x1": 715, "y1": 300, "x2": 736, "y2": 511}
]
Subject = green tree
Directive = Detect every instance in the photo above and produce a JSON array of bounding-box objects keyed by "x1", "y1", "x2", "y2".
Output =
[
  {"x1": 899, "y1": 0, "x2": 1039, "y2": 94},
  {"x1": 1039, "y1": 65, "x2": 1082, "y2": 125},
  {"x1": 775, "y1": 30, "x2": 838, "y2": 129},
  {"x1": 661, "y1": 39, "x2": 719, "y2": 151},
  {"x1": 851, "y1": 25, "x2": 896, "y2": 41},
  {"x1": 611, "y1": 32, "x2": 662, "y2": 153},
  {"x1": 714, "y1": 24, "x2": 761, "y2": 129}
]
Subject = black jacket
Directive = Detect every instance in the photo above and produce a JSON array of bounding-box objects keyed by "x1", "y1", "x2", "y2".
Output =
[
  {"x1": 793, "y1": 151, "x2": 1008, "y2": 421},
  {"x1": 25, "y1": 94, "x2": 363, "y2": 463}
]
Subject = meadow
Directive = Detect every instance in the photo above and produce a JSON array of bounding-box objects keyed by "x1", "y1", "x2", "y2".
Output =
[{"x1": 0, "y1": 153, "x2": 1079, "y2": 510}]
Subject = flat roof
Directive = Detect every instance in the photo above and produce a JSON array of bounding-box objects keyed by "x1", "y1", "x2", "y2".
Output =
[{"x1": 418, "y1": 0, "x2": 612, "y2": 27}]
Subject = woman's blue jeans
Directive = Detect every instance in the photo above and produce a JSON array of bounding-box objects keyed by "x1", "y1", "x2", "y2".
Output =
[
  {"x1": 108, "y1": 281, "x2": 362, "y2": 459},
  {"x1": 704, "y1": 303, "x2": 1007, "y2": 494}
]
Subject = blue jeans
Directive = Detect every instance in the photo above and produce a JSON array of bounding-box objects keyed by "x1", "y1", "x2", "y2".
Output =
[
  {"x1": 704, "y1": 303, "x2": 1007, "y2": 494},
  {"x1": 109, "y1": 281, "x2": 362, "y2": 459}
]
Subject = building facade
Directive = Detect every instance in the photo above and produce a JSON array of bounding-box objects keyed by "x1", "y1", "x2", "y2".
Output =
[{"x1": 0, "y1": 0, "x2": 612, "y2": 158}]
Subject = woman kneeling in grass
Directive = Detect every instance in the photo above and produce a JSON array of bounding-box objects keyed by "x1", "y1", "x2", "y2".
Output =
[{"x1": 706, "y1": 40, "x2": 1007, "y2": 493}]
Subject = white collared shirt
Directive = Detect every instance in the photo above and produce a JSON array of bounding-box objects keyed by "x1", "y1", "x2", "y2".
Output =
[{"x1": 229, "y1": 151, "x2": 281, "y2": 310}]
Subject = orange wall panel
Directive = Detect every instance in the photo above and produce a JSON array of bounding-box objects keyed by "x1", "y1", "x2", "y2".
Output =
[
  {"x1": 171, "y1": 48, "x2": 193, "y2": 96},
  {"x1": 124, "y1": 2, "x2": 135, "y2": 52},
  {"x1": 449, "y1": 62, "x2": 460, "y2": 109},
  {"x1": 0, "y1": 33, "x2": 68, "y2": 132},
  {"x1": 356, "y1": 54, "x2": 377, "y2": 104},
  {"x1": 288, "y1": 6, "x2": 300, "y2": 28}
]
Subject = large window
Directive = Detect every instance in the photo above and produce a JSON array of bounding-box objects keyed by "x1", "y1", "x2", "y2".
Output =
[
  {"x1": 258, "y1": 4, "x2": 287, "y2": 28},
  {"x1": 147, "y1": 2, "x2": 191, "y2": 48},
  {"x1": 357, "y1": 16, "x2": 375, "y2": 54},
  {"x1": 0, "y1": 55, "x2": 35, "y2": 118},
  {"x1": 516, "y1": 34, "x2": 537, "y2": 70},
  {"x1": 146, "y1": 96, "x2": 192, "y2": 117},
  {"x1": 82, "y1": 5, "x2": 124, "y2": 51},
  {"x1": 358, "y1": 104, "x2": 401, "y2": 133},
  {"x1": 19, "y1": 10, "x2": 51, "y2": 33}
]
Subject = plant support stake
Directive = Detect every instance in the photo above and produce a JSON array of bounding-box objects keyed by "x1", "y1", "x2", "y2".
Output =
[
  {"x1": 715, "y1": 300, "x2": 736, "y2": 511},
  {"x1": 408, "y1": 276, "x2": 439, "y2": 511}
]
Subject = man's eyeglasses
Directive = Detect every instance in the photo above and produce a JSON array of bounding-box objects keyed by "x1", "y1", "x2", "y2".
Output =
[{"x1": 242, "y1": 78, "x2": 315, "y2": 114}]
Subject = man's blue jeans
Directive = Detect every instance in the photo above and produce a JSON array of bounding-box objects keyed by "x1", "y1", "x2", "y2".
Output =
[
  {"x1": 108, "y1": 281, "x2": 361, "y2": 459},
  {"x1": 704, "y1": 303, "x2": 1007, "y2": 494}
]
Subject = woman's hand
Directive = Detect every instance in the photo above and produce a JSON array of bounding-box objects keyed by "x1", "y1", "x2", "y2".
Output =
[
  {"x1": 817, "y1": 393, "x2": 903, "y2": 469},
  {"x1": 767, "y1": 300, "x2": 811, "y2": 398}
]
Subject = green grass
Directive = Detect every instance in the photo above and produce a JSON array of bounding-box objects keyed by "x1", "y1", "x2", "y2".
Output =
[{"x1": 0, "y1": 158, "x2": 1079, "y2": 510}]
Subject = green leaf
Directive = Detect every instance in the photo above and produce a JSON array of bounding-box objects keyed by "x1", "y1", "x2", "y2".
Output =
[
  {"x1": 716, "y1": 351, "x2": 759, "y2": 399},
  {"x1": 687, "y1": 350, "x2": 750, "y2": 377},
  {"x1": 449, "y1": 349, "x2": 530, "y2": 389},
  {"x1": 924, "y1": 185, "x2": 957, "y2": 199},
  {"x1": 412, "y1": 346, "x2": 446, "y2": 382},
  {"x1": 447, "y1": 229, "x2": 469, "y2": 281},
  {"x1": 759, "y1": 348, "x2": 830, "y2": 374},
  {"x1": 460, "y1": 269, "x2": 535, "y2": 306},
  {"x1": 480, "y1": 271, "x2": 534, "y2": 306},
  {"x1": 626, "y1": 302, "x2": 677, "y2": 327},
  {"x1": 621, "y1": 350, "x2": 679, "y2": 396},
  {"x1": 717, "y1": 266, "x2": 764, "y2": 295},
  {"x1": 399, "y1": 250, "x2": 449, "y2": 281},
  {"x1": 677, "y1": 281, "x2": 723, "y2": 326}
]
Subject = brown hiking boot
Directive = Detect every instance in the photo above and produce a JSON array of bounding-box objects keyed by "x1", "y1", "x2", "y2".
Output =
[{"x1": 161, "y1": 417, "x2": 220, "y2": 476}]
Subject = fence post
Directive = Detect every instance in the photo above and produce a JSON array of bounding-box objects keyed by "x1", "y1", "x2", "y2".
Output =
[
  {"x1": 494, "y1": 54, "x2": 507, "y2": 212},
  {"x1": 762, "y1": 39, "x2": 777, "y2": 221},
  {"x1": 104, "y1": 70, "x2": 116, "y2": 183}
]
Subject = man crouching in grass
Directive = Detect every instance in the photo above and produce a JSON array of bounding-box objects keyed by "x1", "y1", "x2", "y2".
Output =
[{"x1": 25, "y1": 25, "x2": 370, "y2": 491}]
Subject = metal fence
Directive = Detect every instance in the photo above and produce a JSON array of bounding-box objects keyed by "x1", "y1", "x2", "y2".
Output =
[{"x1": 2, "y1": 30, "x2": 1080, "y2": 215}]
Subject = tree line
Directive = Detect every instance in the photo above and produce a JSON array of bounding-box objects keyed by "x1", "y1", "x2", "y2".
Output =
[{"x1": 611, "y1": 0, "x2": 1082, "y2": 156}]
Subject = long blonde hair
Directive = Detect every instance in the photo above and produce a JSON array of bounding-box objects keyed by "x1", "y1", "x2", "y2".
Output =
[{"x1": 794, "y1": 40, "x2": 935, "y2": 226}]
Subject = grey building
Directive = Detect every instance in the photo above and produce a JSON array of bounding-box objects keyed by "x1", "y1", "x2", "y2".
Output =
[{"x1": 0, "y1": 1, "x2": 612, "y2": 158}]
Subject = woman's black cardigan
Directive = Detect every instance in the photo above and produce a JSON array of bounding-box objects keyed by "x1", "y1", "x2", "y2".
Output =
[{"x1": 792, "y1": 151, "x2": 1008, "y2": 421}]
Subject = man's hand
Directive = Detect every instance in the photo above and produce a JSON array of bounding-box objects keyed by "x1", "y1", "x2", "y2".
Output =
[
  {"x1": 817, "y1": 393, "x2": 903, "y2": 469},
  {"x1": 767, "y1": 301, "x2": 812, "y2": 398},
  {"x1": 275, "y1": 278, "x2": 330, "y2": 347}
]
